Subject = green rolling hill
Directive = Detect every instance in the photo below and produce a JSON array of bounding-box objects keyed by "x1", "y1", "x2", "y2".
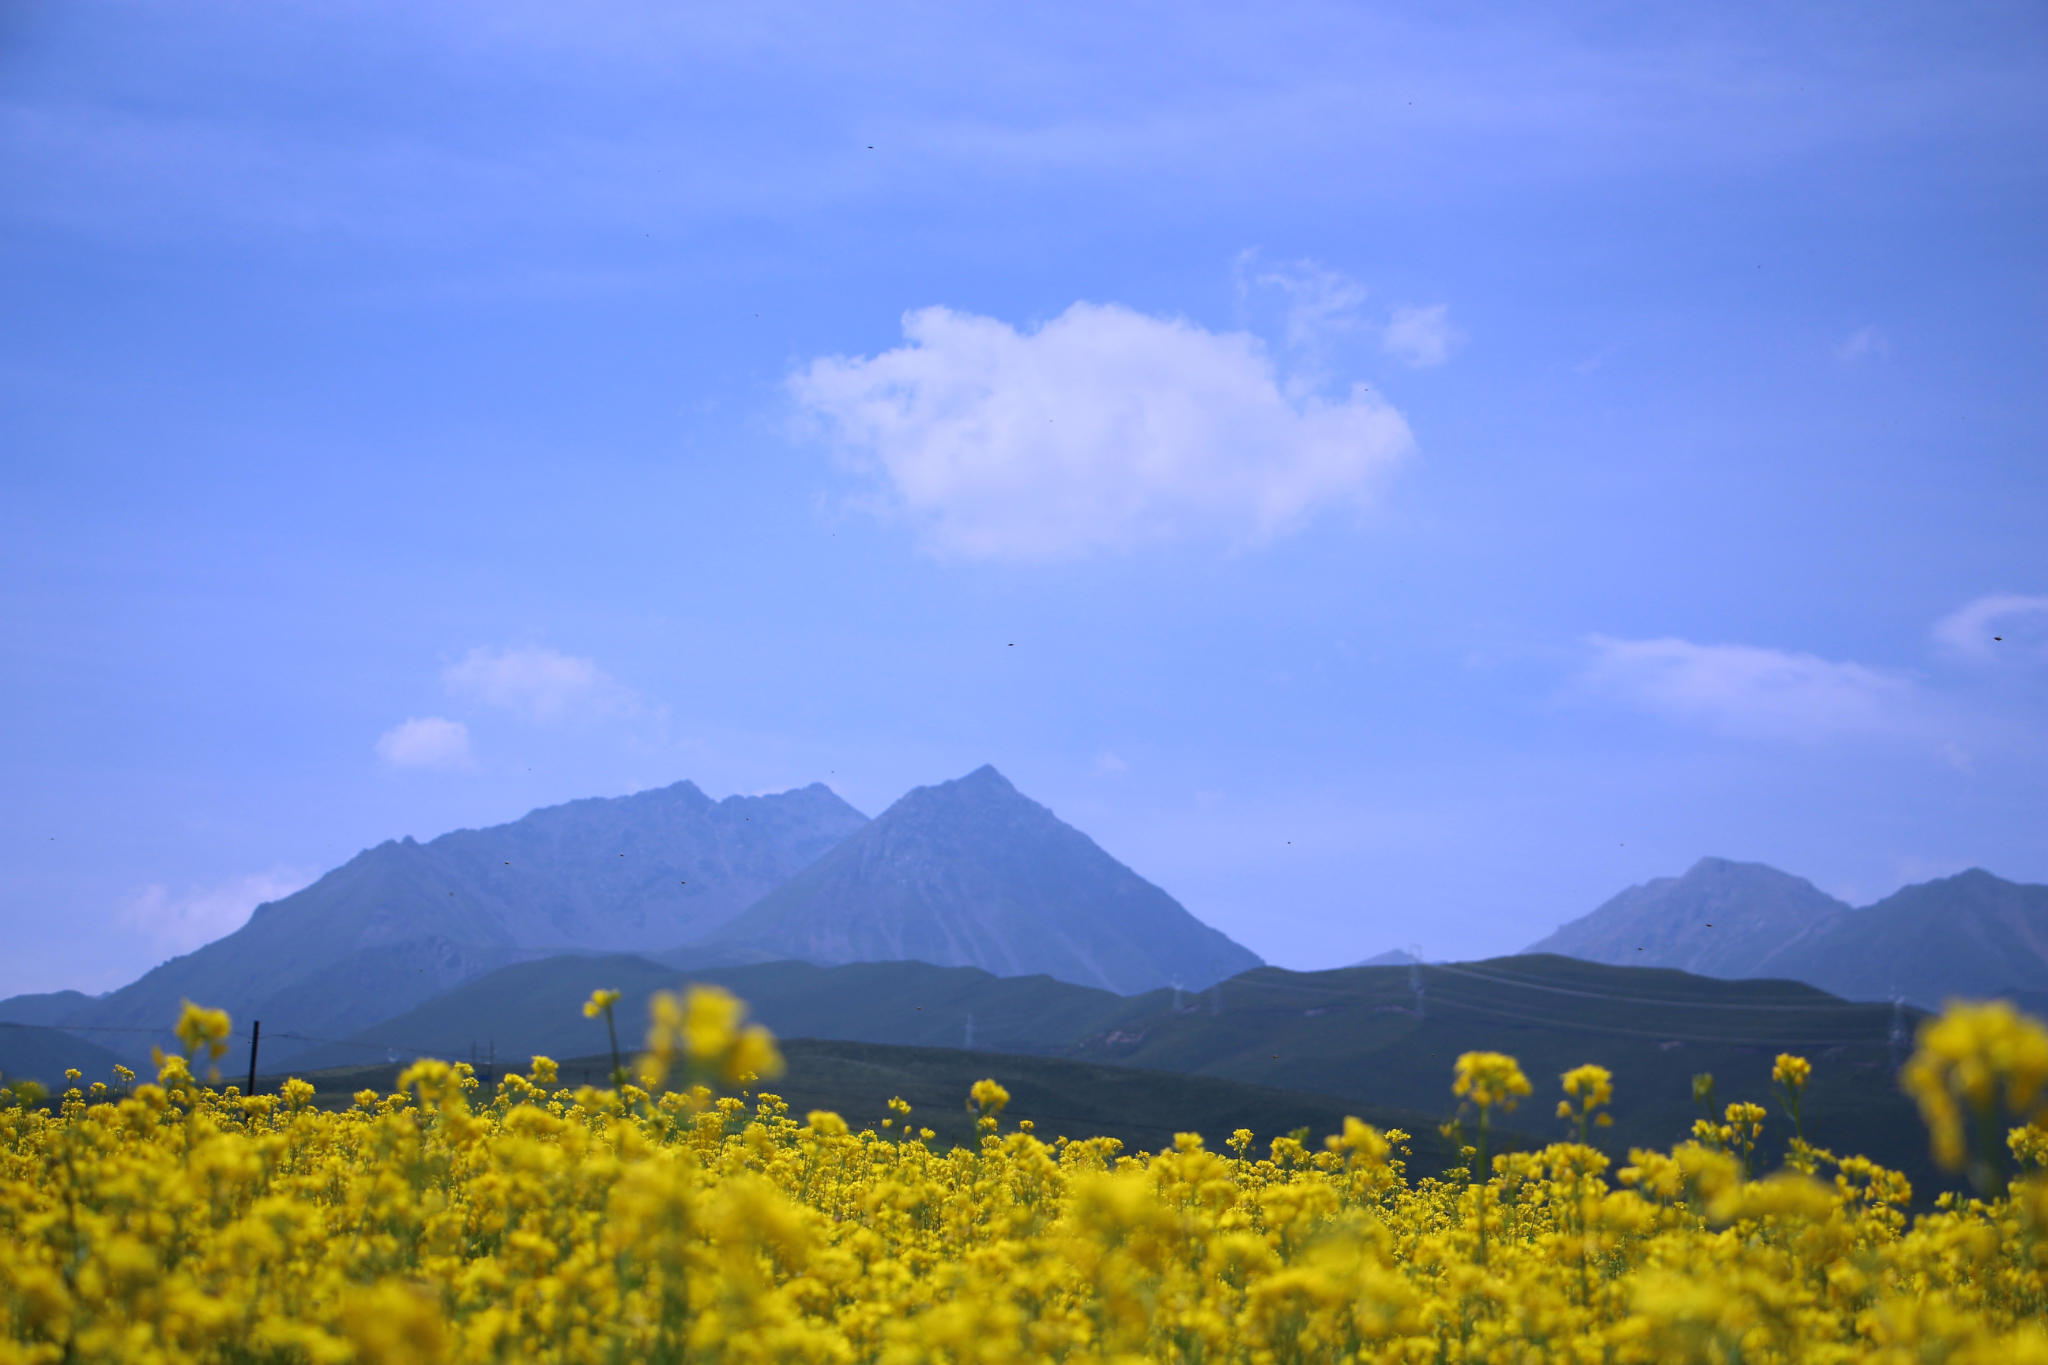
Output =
[
  {"x1": 1070, "y1": 955, "x2": 1929, "y2": 1186},
  {"x1": 278, "y1": 1038, "x2": 1472, "y2": 1177},
  {"x1": 284, "y1": 955, "x2": 1139, "y2": 1071},
  {"x1": 292, "y1": 950, "x2": 1947, "y2": 1194}
]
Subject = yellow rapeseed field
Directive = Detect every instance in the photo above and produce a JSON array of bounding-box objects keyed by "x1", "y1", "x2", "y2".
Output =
[{"x1": 4, "y1": 986, "x2": 2048, "y2": 1364}]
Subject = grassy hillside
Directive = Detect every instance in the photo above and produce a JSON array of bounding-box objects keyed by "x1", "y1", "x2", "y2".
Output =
[
  {"x1": 286, "y1": 954, "x2": 1140, "y2": 1071},
  {"x1": 1073, "y1": 955, "x2": 1938, "y2": 1189},
  {"x1": 275, "y1": 1038, "x2": 1476, "y2": 1176},
  {"x1": 297, "y1": 950, "x2": 1952, "y2": 1195},
  {"x1": 0, "y1": 1023, "x2": 129, "y2": 1089}
]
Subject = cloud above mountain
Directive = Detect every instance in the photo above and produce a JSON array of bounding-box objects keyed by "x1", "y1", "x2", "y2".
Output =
[
  {"x1": 442, "y1": 646, "x2": 631, "y2": 722},
  {"x1": 791, "y1": 301, "x2": 1414, "y2": 560},
  {"x1": 1580, "y1": 635, "x2": 1916, "y2": 742},
  {"x1": 119, "y1": 866, "x2": 316, "y2": 957},
  {"x1": 375, "y1": 716, "x2": 474, "y2": 769}
]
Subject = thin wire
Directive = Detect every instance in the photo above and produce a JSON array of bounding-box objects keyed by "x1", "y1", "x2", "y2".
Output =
[{"x1": 1425, "y1": 962, "x2": 1903, "y2": 1014}]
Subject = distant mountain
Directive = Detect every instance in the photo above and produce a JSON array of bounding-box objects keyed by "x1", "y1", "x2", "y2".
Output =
[
  {"x1": 1524, "y1": 858, "x2": 1851, "y2": 978},
  {"x1": 1525, "y1": 860, "x2": 2048, "y2": 1011},
  {"x1": 1765, "y1": 870, "x2": 2048, "y2": 1009},
  {"x1": 15, "y1": 780, "x2": 867, "y2": 1063},
  {"x1": 0, "y1": 1023, "x2": 127, "y2": 1089},
  {"x1": 0, "y1": 989, "x2": 97, "y2": 1028},
  {"x1": 696, "y1": 766, "x2": 1263, "y2": 994},
  {"x1": 1350, "y1": 949, "x2": 1420, "y2": 968}
]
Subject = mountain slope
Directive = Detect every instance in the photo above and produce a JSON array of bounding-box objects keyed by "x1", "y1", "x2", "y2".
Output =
[
  {"x1": 0, "y1": 1024, "x2": 128, "y2": 1089},
  {"x1": 285, "y1": 954, "x2": 1142, "y2": 1071},
  {"x1": 1523, "y1": 857, "x2": 1851, "y2": 978},
  {"x1": 297, "y1": 950, "x2": 1945, "y2": 1193},
  {"x1": 43, "y1": 780, "x2": 867, "y2": 1063},
  {"x1": 699, "y1": 766, "x2": 1262, "y2": 994},
  {"x1": 1766, "y1": 869, "x2": 2048, "y2": 1008},
  {"x1": 287, "y1": 1039, "x2": 1466, "y2": 1175},
  {"x1": 0, "y1": 990, "x2": 96, "y2": 1028},
  {"x1": 1066, "y1": 954, "x2": 1937, "y2": 1192}
]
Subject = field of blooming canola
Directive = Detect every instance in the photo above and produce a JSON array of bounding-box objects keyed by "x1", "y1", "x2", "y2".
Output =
[{"x1": 4, "y1": 986, "x2": 2048, "y2": 1365}]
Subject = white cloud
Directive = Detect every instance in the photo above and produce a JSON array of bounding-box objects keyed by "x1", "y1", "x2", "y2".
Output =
[
  {"x1": 1380, "y1": 303, "x2": 1462, "y2": 368},
  {"x1": 791, "y1": 302, "x2": 1415, "y2": 559},
  {"x1": 442, "y1": 646, "x2": 625, "y2": 721},
  {"x1": 1932, "y1": 594, "x2": 2048, "y2": 663},
  {"x1": 1835, "y1": 325, "x2": 1889, "y2": 363},
  {"x1": 375, "y1": 716, "x2": 474, "y2": 769},
  {"x1": 1580, "y1": 635, "x2": 1916, "y2": 741},
  {"x1": 1237, "y1": 254, "x2": 1370, "y2": 353},
  {"x1": 1093, "y1": 750, "x2": 1131, "y2": 777},
  {"x1": 120, "y1": 866, "x2": 317, "y2": 957}
]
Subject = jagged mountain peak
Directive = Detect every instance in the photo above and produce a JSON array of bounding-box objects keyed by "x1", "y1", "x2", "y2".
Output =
[
  {"x1": 1524, "y1": 857, "x2": 1850, "y2": 980},
  {"x1": 701, "y1": 765, "x2": 1261, "y2": 995},
  {"x1": 35, "y1": 779, "x2": 869, "y2": 1063}
]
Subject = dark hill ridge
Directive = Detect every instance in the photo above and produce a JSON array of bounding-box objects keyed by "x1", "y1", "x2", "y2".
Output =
[
  {"x1": 0, "y1": 1023, "x2": 128, "y2": 1089},
  {"x1": 697, "y1": 765, "x2": 1262, "y2": 994},
  {"x1": 1064, "y1": 954, "x2": 1939, "y2": 1194},
  {"x1": 284, "y1": 955, "x2": 1142, "y2": 1071},
  {"x1": 11, "y1": 780, "x2": 868, "y2": 1064},
  {"x1": 1525, "y1": 860, "x2": 2048, "y2": 1010},
  {"x1": 293, "y1": 950, "x2": 1946, "y2": 1195},
  {"x1": 283, "y1": 1039, "x2": 1469, "y2": 1177}
]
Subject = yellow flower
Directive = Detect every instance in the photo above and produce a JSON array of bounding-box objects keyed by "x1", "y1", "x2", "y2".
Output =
[
  {"x1": 174, "y1": 999, "x2": 234, "y2": 1060},
  {"x1": 723, "y1": 1024, "x2": 780, "y2": 1085},
  {"x1": 683, "y1": 984, "x2": 744, "y2": 1061},
  {"x1": 15, "y1": 980, "x2": 2048, "y2": 1365},
  {"x1": 582, "y1": 987, "x2": 622, "y2": 1019},
  {"x1": 968, "y1": 1078, "x2": 1010, "y2": 1117},
  {"x1": 1902, "y1": 999, "x2": 2048, "y2": 1181},
  {"x1": 341, "y1": 1282, "x2": 446, "y2": 1365},
  {"x1": 1772, "y1": 1052, "x2": 1812, "y2": 1093},
  {"x1": 1453, "y1": 1051, "x2": 1531, "y2": 1113},
  {"x1": 805, "y1": 1110, "x2": 849, "y2": 1136}
]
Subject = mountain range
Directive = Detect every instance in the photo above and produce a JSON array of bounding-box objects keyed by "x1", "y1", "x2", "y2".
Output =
[
  {"x1": 1526, "y1": 857, "x2": 2048, "y2": 1010},
  {"x1": 6, "y1": 763, "x2": 2044, "y2": 1093},
  {"x1": 697, "y1": 766, "x2": 1261, "y2": 995},
  {"x1": 1, "y1": 766, "x2": 1261, "y2": 1065}
]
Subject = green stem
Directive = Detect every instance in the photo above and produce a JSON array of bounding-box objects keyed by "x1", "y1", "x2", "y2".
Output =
[{"x1": 604, "y1": 1006, "x2": 625, "y2": 1090}]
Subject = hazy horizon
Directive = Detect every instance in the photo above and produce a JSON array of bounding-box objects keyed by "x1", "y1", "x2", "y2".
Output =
[{"x1": 4, "y1": 2, "x2": 2044, "y2": 998}]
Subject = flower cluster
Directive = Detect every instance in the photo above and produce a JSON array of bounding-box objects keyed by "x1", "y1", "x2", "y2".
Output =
[{"x1": 1, "y1": 996, "x2": 2046, "y2": 1363}]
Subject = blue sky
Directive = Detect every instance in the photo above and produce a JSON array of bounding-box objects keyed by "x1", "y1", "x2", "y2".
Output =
[{"x1": 3, "y1": 1, "x2": 2044, "y2": 998}]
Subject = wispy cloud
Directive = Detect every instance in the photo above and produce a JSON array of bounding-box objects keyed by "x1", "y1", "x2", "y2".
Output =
[
  {"x1": 791, "y1": 301, "x2": 1414, "y2": 560},
  {"x1": 1236, "y1": 256, "x2": 1461, "y2": 373},
  {"x1": 1835, "y1": 325, "x2": 1889, "y2": 364},
  {"x1": 1580, "y1": 635, "x2": 1916, "y2": 741},
  {"x1": 1236, "y1": 254, "x2": 1370, "y2": 354},
  {"x1": 442, "y1": 646, "x2": 632, "y2": 722},
  {"x1": 1932, "y1": 594, "x2": 2048, "y2": 664},
  {"x1": 1380, "y1": 303, "x2": 1461, "y2": 368},
  {"x1": 119, "y1": 866, "x2": 316, "y2": 957},
  {"x1": 375, "y1": 716, "x2": 474, "y2": 769}
]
